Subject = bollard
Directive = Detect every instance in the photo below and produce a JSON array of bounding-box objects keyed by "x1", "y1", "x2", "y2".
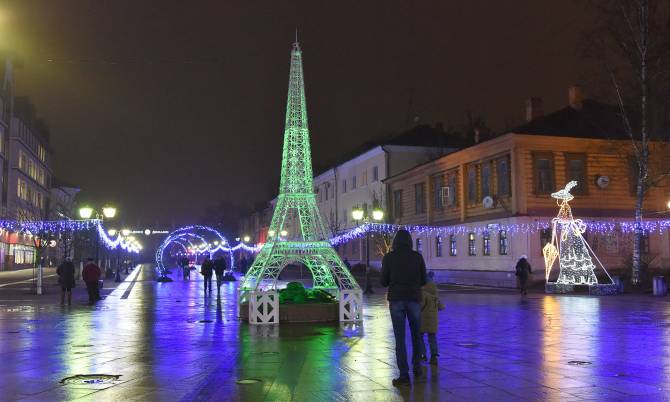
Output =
[{"x1": 653, "y1": 276, "x2": 667, "y2": 296}]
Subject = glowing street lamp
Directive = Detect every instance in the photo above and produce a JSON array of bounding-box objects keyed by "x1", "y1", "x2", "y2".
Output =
[
  {"x1": 78, "y1": 207, "x2": 93, "y2": 219},
  {"x1": 108, "y1": 229, "x2": 117, "y2": 237},
  {"x1": 351, "y1": 206, "x2": 386, "y2": 294},
  {"x1": 144, "y1": 229, "x2": 151, "y2": 236},
  {"x1": 121, "y1": 229, "x2": 131, "y2": 236},
  {"x1": 102, "y1": 206, "x2": 117, "y2": 218},
  {"x1": 243, "y1": 235, "x2": 251, "y2": 243},
  {"x1": 280, "y1": 230, "x2": 288, "y2": 237}
]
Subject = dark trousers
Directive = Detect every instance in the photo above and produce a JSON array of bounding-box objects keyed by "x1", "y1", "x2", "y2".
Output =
[
  {"x1": 519, "y1": 275, "x2": 528, "y2": 294},
  {"x1": 389, "y1": 301, "x2": 422, "y2": 377},
  {"x1": 216, "y1": 275, "x2": 223, "y2": 293},
  {"x1": 86, "y1": 282, "x2": 97, "y2": 303},
  {"x1": 420, "y1": 333, "x2": 438, "y2": 358},
  {"x1": 203, "y1": 275, "x2": 212, "y2": 292}
]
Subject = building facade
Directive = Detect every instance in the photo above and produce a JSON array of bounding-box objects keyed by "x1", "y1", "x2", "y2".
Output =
[{"x1": 383, "y1": 90, "x2": 670, "y2": 287}]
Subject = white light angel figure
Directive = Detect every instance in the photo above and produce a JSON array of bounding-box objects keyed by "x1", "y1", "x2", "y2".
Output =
[{"x1": 543, "y1": 181, "x2": 613, "y2": 287}]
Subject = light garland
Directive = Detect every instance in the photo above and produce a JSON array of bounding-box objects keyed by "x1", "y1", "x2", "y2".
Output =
[{"x1": 329, "y1": 219, "x2": 670, "y2": 247}]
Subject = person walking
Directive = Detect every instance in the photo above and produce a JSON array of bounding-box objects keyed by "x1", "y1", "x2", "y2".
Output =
[
  {"x1": 515, "y1": 255, "x2": 532, "y2": 295},
  {"x1": 213, "y1": 256, "x2": 226, "y2": 297},
  {"x1": 57, "y1": 258, "x2": 76, "y2": 306},
  {"x1": 180, "y1": 257, "x2": 190, "y2": 280},
  {"x1": 380, "y1": 229, "x2": 427, "y2": 386},
  {"x1": 419, "y1": 279, "x2": 445, "y2": 365},
  {"x1": 201, "y1": 257, "x2": 214, "y2": 293},
  {"x1": 82, "y1": 258, "x2": 102, "y2": 305}
]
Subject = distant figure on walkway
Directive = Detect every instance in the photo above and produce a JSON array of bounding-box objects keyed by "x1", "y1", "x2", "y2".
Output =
[
  {"x1": 57, "y1": 258, "x2": 76, "y2": 306},
  {"x1": 380, "y1": 229, "x2": 427, "y2": 386},
  {"x1": 201, "y1": 257, "x2": 214, "y2": 293},
  {"x1": 515, "y1": 255, "x2": 532, "y2": 295},
  {"x1": 419, "y1": 280, "x2": 445, "y2": 365},
  {"x1": 180, "y1": 257, "x2": 190, "y2": 280},
  {"x1": 82, "y1": 258, "x2": 102, "y2": 305},
  {"x1": 213, "y1": 256, "x2": 226, "y2": 296}
]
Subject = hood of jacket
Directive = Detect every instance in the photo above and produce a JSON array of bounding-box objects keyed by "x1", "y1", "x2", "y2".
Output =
[
  {"x1": 392, "y1": 229, "x2": 413, "y2": 250},
  {"x1": 423, "y1": 281, "x2": 438, "y2": 295}
]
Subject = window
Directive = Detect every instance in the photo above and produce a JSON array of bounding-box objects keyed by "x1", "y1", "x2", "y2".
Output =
[
  {"x1": 449, "y1": 235, "x2": 457, "y2": 256},
  {"x1": 416, "y1": 238, "x2": 423, "y2": 254},
  {"x1": 342, "y1": 179, "x2": 347, "y2": 193},
  {"x1": 324, "y1": 184, "x2": 329, "y2": 201},
  {"x1": 468, "y1": 233, "x2": 476, "y2": 256},
  {"x1": 482, "y1": 231, "x2": 491, "y2": 256},
  {"x1": 372, "y1": 166, "x2": 379, "y2": 182},
  {"x1": 447, "y1": 173, "x2": 457, "y2": 207},
  {"x1": 330, "y1": 182, "x2": 334, "y2": 199},
  {"x1": 352, "y1": 175, "x2": 357, "y2": 190},
  {"x1": 414, "y1": 183, "x2": 426, "y2": 214},
  {"x1": 17, "y1": 179, "x2": 28, "y2": 201},
  {"x1": 352, "y1": 239, "x2": 359, "y2": 254},
  {"x1": 565, "y1": 153, "x2": 587, "y2": 194},
  {"x1": 533, "y1": 153, "x2": 555, "y2": 194},
  {"x1": 467, "y1": 165, "x2": 477, "y2": 203},
  {"x1": 540, "y1": 228, "x2": 552, "y2": 253},
  {"x1": 393, "y1": 190, "x2": 403, "y2": 218},
  {"x1": 342, "y1": 209, "x2": 347, "y2": 225},
  {"x1": 11, "y1": 244, "x2": 34, "y2": 265},
  {"x1": 433, "y1": 175, "x2": 444, "y2": 210},
  {"x1": 481, "y1": 163, "x2": 491, "y2": 198},
  {"x1": 496, "y1": 157, "x2": 510, "y2": 197},
  {"x1": 18, "y1": 151, "x2": 27, "y2": 171},
  {"x1": 435, "y1": 236, "x2": 443, "y2": 257},
  {"x1": 499, "y1": 230, "x2": 508, "y2": 255},
  {"x1": 38, "y1": 144, "x2": 47, "y2": 163},
  {"x1": 362, "y1": 170, "x2": 367, "y2": 186}
]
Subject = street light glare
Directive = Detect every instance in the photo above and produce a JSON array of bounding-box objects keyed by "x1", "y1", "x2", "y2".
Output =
[
  {"x1": 108, "y1": 229, "x2": 117, "y2": 236},
  {"x1": 243, "y1": 235, "x2": 251, "y2": 243},
  {"x1": 352, "y1": 208, "x2": 364, "y2": 221},
  {"x1": 78, "y1": 207, "x2": 93, "y2": 219},
  {"x1": 372, "y1": 209, "x2": 384, "y2": 221},
  {"x1": 280, "y1": 230, "x2": 288, "y2": 237},
  {"x1": 102, "y1": 206, "x2": 117, "y2": 218},
  {"x1": 121, "y1": 229, "x2": 131, "y2": 236}
]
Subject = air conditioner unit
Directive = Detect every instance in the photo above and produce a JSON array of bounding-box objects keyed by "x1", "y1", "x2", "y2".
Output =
[
  {"x1": 440, "y1": 186, "x2": 450, "y2": 206},
  {"x1": 482, "y1": 196, "x2": 494, "y2": 209}
]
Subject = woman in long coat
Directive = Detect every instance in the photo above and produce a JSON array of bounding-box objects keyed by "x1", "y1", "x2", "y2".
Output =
[{"x1": 57, "y1": 259, "x2": 76, "y2": 305}]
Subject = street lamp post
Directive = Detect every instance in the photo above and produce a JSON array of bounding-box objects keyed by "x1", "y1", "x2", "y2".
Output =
[
  {"x1": 352, "y1": 206, "x2": 384, "y2": 294},
  {"x1": 79, "y1": 205, "x2": 117, "y2": 273}
]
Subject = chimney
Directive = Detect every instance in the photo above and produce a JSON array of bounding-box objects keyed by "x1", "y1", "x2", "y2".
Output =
[
  {"x1": 568, "y1": 85, "x2": 583, "y2": 110},
  {"x1": 525, "y1": 97, "x2": 543, "y2": 122}
]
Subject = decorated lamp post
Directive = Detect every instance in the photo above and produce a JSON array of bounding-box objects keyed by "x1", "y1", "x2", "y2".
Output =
[
  {"x1": 352, "y1": 207, "x2": 384, "y2": 294},
  {"x1": 79, "y1": 205, "x2": 117, "y2": 270}
]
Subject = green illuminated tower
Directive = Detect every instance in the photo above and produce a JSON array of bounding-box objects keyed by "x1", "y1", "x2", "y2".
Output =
[{"x1": 241, "y1": 41, "x2": 359, "y2": 292}]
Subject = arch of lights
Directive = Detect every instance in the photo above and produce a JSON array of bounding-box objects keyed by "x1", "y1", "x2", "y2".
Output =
[{"x1": 155, "y1": 225, "x2": 232, "y2": 276}]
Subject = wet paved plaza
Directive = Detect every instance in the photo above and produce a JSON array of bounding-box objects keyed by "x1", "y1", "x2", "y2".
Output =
[{"x1": 1, "y1": 264, "x2": 670, "y2": 401}]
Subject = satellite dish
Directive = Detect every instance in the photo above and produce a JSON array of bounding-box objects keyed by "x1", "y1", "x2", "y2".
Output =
[
  {"x1": 596, "y1": 175, "x2": 610, "y2": 189},
  {"x1": 482, "y1": 196, "x2": 494, "y2": 209}
]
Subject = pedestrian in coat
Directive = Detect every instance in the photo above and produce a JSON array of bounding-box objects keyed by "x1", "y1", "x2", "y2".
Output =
[
  {"x1": 82, "y1": 258, "x2": 102, "y2": 305},
  {"x1": 213, "y1": 256, "x2": 226, "y2": 296},
  {"x1": 57, "y1": 258, "x2": 76, "y2": 306},
  {"x1": 380, "y1": 229, "x2": 427, "y2": 386},
  {"x1": 515, "y1": 255, "x2": 532, "y2": 295},
  {"x1": 419, "y1": 281, "x2": 445, "y2": 365},
  {"x1": 201, "y1": 257, "x2": 214, "y2": 293}
]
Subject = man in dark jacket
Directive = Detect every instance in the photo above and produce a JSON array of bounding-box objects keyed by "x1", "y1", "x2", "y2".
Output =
[
  {"x1": 201, "y1": 257, "x2": 214, "y2": 293},
  {"x1": 381, "y1": 229, "x2": 427, "y2": 385},
  {"x1": 82, "y1": 258, "x2": 102, "y2": 305},
  {"x1": 213, "y1": 256, "x2": 226, "y2": 297},
  {"x1": 57, "y1": 258, "x2": 76, "y2": 306},
  {"x1": 515, "y1": 255, "x2": 532, "y2": 295}
]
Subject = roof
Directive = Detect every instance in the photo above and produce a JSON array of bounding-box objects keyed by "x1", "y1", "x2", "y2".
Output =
[
  {"x1": 313, "y1": 124, "x2": 471, "y2": 175},
  {"x1": 510, "y1": 99, "x2": 629, "y2": 140},
  {"x1": 51, "y1": 176, "x2": 79, "y2": 190}
]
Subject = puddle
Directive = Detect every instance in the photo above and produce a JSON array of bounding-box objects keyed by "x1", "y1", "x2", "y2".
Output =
[
  {"x1": 199, "y1": 320, "x2": 213, "y2": 323},
  {"x1": 456, "y1": 342, "x2": 479, "y2": 348},
  {"x1": 567, "y1": 360, "x2": 592, "y2": 366},
  {"x1": 72, "y1": 344, "x2": 93, "y2": 348}
]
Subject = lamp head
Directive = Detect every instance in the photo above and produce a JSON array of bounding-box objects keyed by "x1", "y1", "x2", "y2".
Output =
[
  {"x1": 372, "y1": 209, "x2": 384, "y2": 221},
  {"x1": 351, "y1": 208, "x2": 364, "y2": 221},
  {"x1": 102, "y1": 206, "x2": 117, "y2": 218},
  {"x1": 78, "y1": 207, "x2": 93, "y2": 219}
]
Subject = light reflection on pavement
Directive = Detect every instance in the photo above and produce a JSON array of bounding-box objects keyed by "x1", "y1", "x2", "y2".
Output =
[{"x1": 0, "y1": 263, "x2": 669, "y2": 401}]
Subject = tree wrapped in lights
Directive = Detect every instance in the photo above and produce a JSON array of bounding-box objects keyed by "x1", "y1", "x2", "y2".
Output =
[
  {"x1": 240, "y1": 40, "x2": 359, "y2": 294},
  {"x1": 544, "y1": 181, "x2": 615, "y2": 293}
]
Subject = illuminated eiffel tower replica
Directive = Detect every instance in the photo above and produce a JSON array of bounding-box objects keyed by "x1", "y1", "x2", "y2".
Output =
[{"x1": 241, "y1": 40, "x2": 359, "y2": 294}]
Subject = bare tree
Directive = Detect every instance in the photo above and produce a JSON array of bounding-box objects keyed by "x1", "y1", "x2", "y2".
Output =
[{"x1": 586, "y1": 0, "x2": 670, "y2": 284}]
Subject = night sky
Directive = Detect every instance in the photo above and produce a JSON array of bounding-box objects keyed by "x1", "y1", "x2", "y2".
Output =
[{"x1": 0, "y1": 1, "x2": 591, "y2": 228}]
